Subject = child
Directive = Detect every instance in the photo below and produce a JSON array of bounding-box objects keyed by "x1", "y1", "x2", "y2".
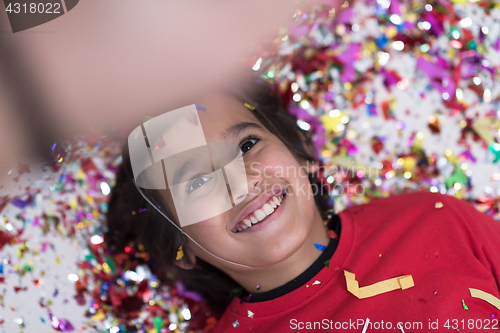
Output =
[{"x1": 106, "y1": 82, "x2": 500, "y2": 332}]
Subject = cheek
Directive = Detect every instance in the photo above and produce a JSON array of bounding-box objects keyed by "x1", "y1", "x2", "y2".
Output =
[
  {"x1": 256, "y1": 145, "x2": 303, "y2": 177},
  {"x1": 183, "y1": 212, "x2": 230, "y2": 242}
]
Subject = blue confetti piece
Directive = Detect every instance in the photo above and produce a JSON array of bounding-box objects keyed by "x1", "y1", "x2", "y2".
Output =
[
  {"x1": 314, "y1": 243, "x2": 326, "y2": 251},
  {"x1": 11, "y1": 198, "x2": 31, "y2": 209},
  {"x1": 367, "y1": 103, "x2": 377, "y2": 116},
  {"x1": 376, "y1": 35, "x2": 388, "y2": 48},
  {"x1": 195, "y1": 105, "x2": 206, "y2": 110}
]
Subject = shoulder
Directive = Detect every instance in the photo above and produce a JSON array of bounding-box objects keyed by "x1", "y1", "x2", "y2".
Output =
[
  {"x1": 341, "y1": 191, "x2": 453, "y2": 219},
  {"x1": 340, "y1": 191, "x2": 499, "y2": 240},
  {"x1": 344, "y1": 190, "x2": 477, "y2": 217}
]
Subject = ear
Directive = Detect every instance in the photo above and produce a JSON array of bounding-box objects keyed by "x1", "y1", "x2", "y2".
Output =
[{"x1": 173, "y1": 249, "x2": 197, "y2": 270}]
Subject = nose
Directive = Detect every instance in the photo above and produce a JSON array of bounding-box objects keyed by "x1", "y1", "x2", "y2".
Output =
[
  {"x1": 245, "y1": 160, "x2": 262, "y2": 194},
  {"x1": 233, "y1": 172, "x2": 260, "y2": 203}
]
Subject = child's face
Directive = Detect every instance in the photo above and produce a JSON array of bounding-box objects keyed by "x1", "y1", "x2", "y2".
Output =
[{"x1": 161, "y1": 93, "x2": 322, "y2": 271}]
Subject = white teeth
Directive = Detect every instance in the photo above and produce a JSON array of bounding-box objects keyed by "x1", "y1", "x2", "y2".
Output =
[
  {"x1": 236, "y1": 195, "x2": 284, "y2": 232},
  {"x1": 262, "y1": 203, "x2": 274, "y2": 215},
  {"x1": 254, "y1": 209, "x2": 266, "y2": 221}
]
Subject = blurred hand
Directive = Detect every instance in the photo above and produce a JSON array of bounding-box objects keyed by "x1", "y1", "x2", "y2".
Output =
[{"x1": 0, "y1": 0, "x2": 301, "y2": 170}]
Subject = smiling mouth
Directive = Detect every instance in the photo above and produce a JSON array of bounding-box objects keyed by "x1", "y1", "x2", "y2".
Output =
[{"x1": 233, "y1": 193, "x2": 285, "y2": 233}]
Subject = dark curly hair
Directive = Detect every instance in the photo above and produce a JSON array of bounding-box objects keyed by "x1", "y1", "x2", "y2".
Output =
[{"x1": 105, "y1": 81, "x2": 332, "y2": 313}]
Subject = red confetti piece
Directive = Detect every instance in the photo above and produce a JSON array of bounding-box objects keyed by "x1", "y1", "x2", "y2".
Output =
[{"x1": 327, "y1": 230, "x2": 338, "y2": 239}]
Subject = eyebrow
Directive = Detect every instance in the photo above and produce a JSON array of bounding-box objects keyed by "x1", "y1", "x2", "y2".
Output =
[{"x1": 219, "y1": 122, "x2": 264, "y2": 141}]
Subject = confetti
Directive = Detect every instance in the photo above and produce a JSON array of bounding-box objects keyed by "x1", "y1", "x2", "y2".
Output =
[
  {"x1": 314, "y1": 243, "x2": 326, "y2": 251},
  {"x1": 244, "y1": 103, "x2": 256, "y2": 111},
  {"x1": 435, "y1": 202, "x2": 444, "y2": 209},
  {"x1": 470, "y1": 288, "x2": 500, "y2": 311},
  {"x1": 49, "y1": 313, "x2": 74, "y2": 331},
  {"x1": 462, "y1": 299, "x2": 469, "y2": 310},
  {"x1": 13, "y1": 317, "x2": 24, "y2": 327},
  {"x1": 344, "y1": 270, "x2": 414, "y2": 299},
  {"x1": 240, "y1": 294, "x2": 252, "y2": 303},
  {"x1": 327, "y1": 230, "x2": 338, "y2": 239},
  {"x1": 176, "y1": 245, "x2": 184, "y2": 260},
  {"x1": 255, "y1": 0, "x2": 500, "y2": 221},
  {"x1": 324, "y1": 259, "x2": 330, "y2": 268},
  {"x1": 0, "y1": 135, "x2": 214, "y2": 332},
  {"x1": 232, "y1": 320, "x2": 240, "y2": 328},
  {"x1": 247, "y1": 310, "x2": 254, "y2": 318}
]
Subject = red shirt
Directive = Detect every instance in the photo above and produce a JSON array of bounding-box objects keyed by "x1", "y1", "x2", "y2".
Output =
[{"x1": 212, "y1": 192, "x2": 500, "y2": 332}]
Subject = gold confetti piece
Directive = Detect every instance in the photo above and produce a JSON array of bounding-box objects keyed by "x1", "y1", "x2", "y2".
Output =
[
  {"x1": 435, "y1": 202, "x2": 444, "y2": 209},
  {"x1": 176, "y1": 245, "x2": 184, "y2": 260},
  {"x1": 102, "y1": 262, "x2": 111, "y2": 274},
  {"x1": 470, "y1": 288, "x2": 500, "y2": 311},
  {"x1": 344, "y1": 270, "x2": 414, "y2": 299},
  {"x1": 91, "y1": 310, "x2": 105, "y2": 321},
  {"x1": 247, "y1": 310, "x2": 254, "y2": 318},
  {"x1": 472, "y1": 118, "x2": 500, "y2": 144},
  {"x1": 312, "y1": 280, "x2": 322, "y2": 286},
  {"x1": 244, "y1": 103, "x2": 256, "y2": 111}
]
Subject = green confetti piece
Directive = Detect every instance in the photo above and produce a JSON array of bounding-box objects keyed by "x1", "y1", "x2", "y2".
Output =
[
  {"x1": 105, "y1": 257, "x2": 116, "y2": 274},
  {"x1": 444, "y1": 164, "x2": 467, "y2": 189},
  {"x1": 22, "y1": 263, "x2": 33, "y2": 272},
  {"x1": 154, "y1": 316, "x2": 163, "y2": 332},
  {"x1": 84, "y1": 252, "x2": 97, "y2": 261},
  {"x1": 462, "y1": 299, "x2": 468, "y2": 310},
  {"x1": 324, "y1": 259, "x2": 330, "y2": 267},
  {"x1": 489, "y1": 142, "x2": 500, "y2": 163},
  {"x1": 229, "y1": 287, "x2": 243, "y2": 298}
]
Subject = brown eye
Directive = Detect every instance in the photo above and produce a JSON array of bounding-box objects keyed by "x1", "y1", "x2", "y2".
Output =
[{"x1": 239, "y1": 138, "x2": 259, "y2": 155}]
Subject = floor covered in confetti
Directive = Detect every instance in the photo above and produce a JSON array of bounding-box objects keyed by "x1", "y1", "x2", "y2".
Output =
[{"x1": 1, "y1": 0, "x2": 500, "y2": 332}]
